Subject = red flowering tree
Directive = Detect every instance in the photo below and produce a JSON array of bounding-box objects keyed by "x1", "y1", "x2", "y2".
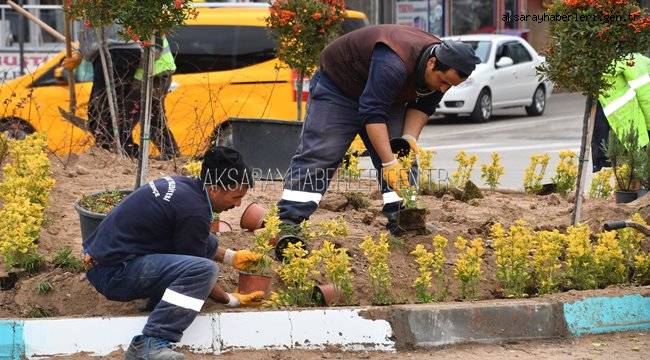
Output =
[
  {"x1": 539, "y1": 0, "x2": 650, "y2": 224},
  {"x1": 266, "y1": 0, "x2": 346, "y2": 120}
]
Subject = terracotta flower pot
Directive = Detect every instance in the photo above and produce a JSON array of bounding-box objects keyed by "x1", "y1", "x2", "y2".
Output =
[
  {"x1": 209, "y1": 220, "x2": 233, "y2": 233},
  {"x1": 238, "y1": 272, "x2": 272, "y2": 296},
  {"x1": 274, "y1": 234, "x2": 307, "y2": 261},
  {"x1": 240, "y1": 202, "x2": 267, "y2": 231},
  {"x1": 313, "y1": 284, "x2": 346, "y2": 307}
]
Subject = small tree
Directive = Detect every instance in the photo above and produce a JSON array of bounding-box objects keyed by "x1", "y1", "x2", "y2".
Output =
[
  {"x1": 266, "y1": 0, "x2": 346, "y2": 121},
  {"x1": 539, "y1": 0, "x2": 650, "y2": 224}
]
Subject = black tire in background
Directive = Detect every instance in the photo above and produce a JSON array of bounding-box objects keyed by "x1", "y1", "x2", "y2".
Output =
[
  {"x1": 525, "y1": 85, "x2": 546, "y2": 116},
  {"x1": 470, "y1": 89, "x2": 492, "y2": 123}
]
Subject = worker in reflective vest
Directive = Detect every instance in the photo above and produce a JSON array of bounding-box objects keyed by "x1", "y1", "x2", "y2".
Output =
[{"x1": 131, "y1": 35, "x2": 180, "y2": 160}]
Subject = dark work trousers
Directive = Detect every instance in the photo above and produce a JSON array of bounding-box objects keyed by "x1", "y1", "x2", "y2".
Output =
[
  {"x1": 277, "y1": 70, "x2": 409, "y2": 226},
  {"x1": 128, "y1": 73, "x2": 180, "y2": 159},
  {"x1": 88, "y1": 48, "x2": 141, "y2": 157},
  {"x1": 86, "y1": 234, "x2": 220, "y2": 342},
  {"x1": 591, "y1": 102, "x2": 611, "y2": 173}
]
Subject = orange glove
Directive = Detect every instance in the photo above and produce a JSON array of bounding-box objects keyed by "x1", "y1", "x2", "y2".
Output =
[
  {"x1": 402, "y1": 135, "x2": 419, "y2": 154},
  {"x1": 223, "y1": 249, "x2": 262, "y2": 270},
  {"x1": 225, "y1": 291, "x2": 265, "y2": 307},
  {"x1": 61, "y1": 50, "x2": 82, "y2": 70},
  {"x1": 382, "y1": 158, "x2": 409, "y2": 195}
]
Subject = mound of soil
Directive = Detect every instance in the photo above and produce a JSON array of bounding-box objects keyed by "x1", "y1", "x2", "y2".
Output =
[{"x1": 0, "y1": 148, "x2": 643, "y2": 318}]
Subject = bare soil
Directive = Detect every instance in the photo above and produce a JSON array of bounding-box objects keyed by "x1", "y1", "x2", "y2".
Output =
[{"x1": 0, "y1": 148, "x2": 646, "y2": 318}]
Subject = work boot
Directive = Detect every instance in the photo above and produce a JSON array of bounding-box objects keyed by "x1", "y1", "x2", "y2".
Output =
[
  {"x1": 125, "y1": 335, "x2": 185, "y2": 360},
  {"x1": 385, "y1": 220, "x2": 407, "y2": 237}
]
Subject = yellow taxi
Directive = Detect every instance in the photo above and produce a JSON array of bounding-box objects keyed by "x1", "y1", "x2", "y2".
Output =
[{"x1": 0, "y1": 4, "x2": 368, "y2": 156}]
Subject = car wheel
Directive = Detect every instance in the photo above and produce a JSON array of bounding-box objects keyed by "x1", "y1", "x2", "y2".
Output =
[
  {"x1": 470, "y1": 89, "x2": 492, "y2": 123},
  {"x1": 525, "y1": 86, "x2": 546, "y2": 116},
  {"x1": 0, "y1": 119, "x2": 33, "y2": 140}
]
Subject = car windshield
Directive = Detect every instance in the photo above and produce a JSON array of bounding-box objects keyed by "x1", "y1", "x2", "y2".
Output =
[{"x1": 461, "y1": 41, "x2": 491, "y2": 63}]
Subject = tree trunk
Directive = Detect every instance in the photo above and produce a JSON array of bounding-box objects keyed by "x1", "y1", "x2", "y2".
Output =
[
  {"x1": 135, "y1": 37, "x2": 155, "y2": 189},
  {"x1": 571, "y1": 95, "x2": 597, "y2": 226},
  {"x1": 95, "y1": 27, "x2": 122, "y2": 155},
  {"x1": 296, "y1": 69, "x2": 304, "y2": 121}
]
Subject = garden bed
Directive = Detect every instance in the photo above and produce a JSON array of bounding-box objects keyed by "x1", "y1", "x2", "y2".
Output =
[{"x1": 0, "y1": 148, "x2": 646, "y2": 318}]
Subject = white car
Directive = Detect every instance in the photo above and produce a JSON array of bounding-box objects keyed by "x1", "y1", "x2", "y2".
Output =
[{"x1": 437, "y1": 34, "x2": 554, "y2": 122}]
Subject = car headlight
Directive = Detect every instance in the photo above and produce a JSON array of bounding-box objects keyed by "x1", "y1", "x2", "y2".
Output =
[{"x1": 455, "y1": 78, "x2": 475, "y2": 88}]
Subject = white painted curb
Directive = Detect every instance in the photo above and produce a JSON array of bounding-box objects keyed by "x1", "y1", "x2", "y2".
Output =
[{"x1": 19, "y1": 309, "x2": 394, "y2": 358}]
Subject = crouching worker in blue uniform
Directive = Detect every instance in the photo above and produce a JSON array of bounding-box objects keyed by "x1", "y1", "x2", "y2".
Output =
[{"x1": 83, "y1": 146, "x2": 264, "y2": 360}]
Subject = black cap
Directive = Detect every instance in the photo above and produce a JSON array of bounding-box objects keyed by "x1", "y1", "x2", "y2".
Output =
[
  {"x1": 200, "y1": 146, "x2": 254, "y2": 189},
  {"x1": 434, "y1": 41, "x2": 481, "y2": 76}
]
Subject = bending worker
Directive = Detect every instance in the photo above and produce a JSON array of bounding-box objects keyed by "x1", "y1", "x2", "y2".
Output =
[
  {"x1": 83, "y1": 146, "x2": 263, "y2": 360},
  {"x1": 277, "y1": 24, "x2": 480, "y2": 235}
]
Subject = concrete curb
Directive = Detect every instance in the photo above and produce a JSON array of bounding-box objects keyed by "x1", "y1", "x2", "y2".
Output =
[{"x1": 1, "y1": 292, "x2": 649, "y2": 359}]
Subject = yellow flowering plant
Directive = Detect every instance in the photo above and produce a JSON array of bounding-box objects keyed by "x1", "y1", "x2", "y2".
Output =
[
  {"x1": 341, "y1": 148, "x2": 362, "y2": 180},
  {"x1": 490, "y1": 221, "x2": 533, "y2": 298},
  {"x1": 314, "y1": 240, "x2": 354, "y2": 305},
  {"x1": 453, "y1": 236, "x2": 484, "y2": 300},
  {"x1": 243, "y1": 205, "x2": 281, "y2": 276},
  {"x1": 564, "y1": 223, "x2": 597, "y2": 290},
  {"x1": 633, "y1": 253, "x2": 650, "y2": 285},
  {"x1": 589, "y1": 168, "x2": 614, "y2": 198},
  {"x1": 551, "y1": 150, "x2": 578, "y2": 196},
  {"x1": 594, "y1": 230, "x2": 627, "y2": 287},
  {"x1": 616, "y1": 213, "x2": 647, "y2": 276},
  {"x1": 531, "y1": 230, "x2": 565, "y2": 295},
  {"x1": 360, "y1": 233, "x2": 393, "y2": 305},
  {"x1": 0, "y1": 133, "x2": 54, "y2": 269},
  {"x1": 480, "y1": 152, "x2": 505, "y2": 190},
  {"x1": 316, "y1": 217, "x2": 349, "y2": 238},
  {"x1": 410, "y1": 244, "x2": 435, "y2": 303},
  {"x1": 272, "y1": 241, "x2": 321, "y2": 307},
  {"x1": 417, "y1": 148, "x2": 436, "y2": 193},
  {"x1": 181, "y1": 159, "x2": 202, "y2": 178},
  {"x1": 450, "y1": 151, "x2": 477, "y2": 188},
  {"x1": 523, "y1": 153, "x2": 550, "y2": 194}
]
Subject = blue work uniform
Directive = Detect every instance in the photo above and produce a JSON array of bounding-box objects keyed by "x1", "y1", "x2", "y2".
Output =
[
  {"x1": 84, "y1": 176, "x2": 219, "y2": 342},
  {"x1": 278, "y1": 44, "x2": 442, "y2": 225}
]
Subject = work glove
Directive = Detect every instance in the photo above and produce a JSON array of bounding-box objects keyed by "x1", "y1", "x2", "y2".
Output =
[
  {"x1": 402, "y1": 134, "x2": 419, "y2": 154},
  {"x1": 223, "y1": 249, "x2": 262, "y2": 271},
  {"x1": 225, "y1": 291, "x2": 265, "y2": 308},
  {"x1": 61, "y1": 50, "x2": 82, "y2": 70},
  {"x1": 382, "y1": 158, "x2": 409, "y2": 195}
]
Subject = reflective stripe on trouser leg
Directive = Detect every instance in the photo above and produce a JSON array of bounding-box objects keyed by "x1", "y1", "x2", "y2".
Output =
[
  {"x1": 278, "y1": 71, "x2": 361, "y2": 224},
  {"x1": 143, "y1": 257, "x2": 219, "y2": 342}
]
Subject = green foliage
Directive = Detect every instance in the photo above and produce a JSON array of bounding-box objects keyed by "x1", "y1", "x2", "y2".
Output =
[
  {"x1": 480, "y1": 152, "x2": 505, "y2": 190},
  {"x1": 360, "y1": 233, "x2": 393, "y2": 305},
  {"x1": 314, "y1": 241, "x2": 354, "y2": 305},
  {"x1": 539, "y1": 1, "x2": 650, "y2": 98},
  {"x1": 52, "y1": 248, "x2": 84, "y2": 273},
  {"x1": 36, "y1": 280, "x2": 53, "y2": 295},
  {"x1": 78, "y1": 189, "x2": 128, "y2": 214},
  {"x1": 606, "y1": 126, "x2": 644, "y2": 191},
  {"x1": 18, "y1": 251, "x2": 46, "y2": 275},
  {"x1": 25, "y1": 305, "x2": 53, "y2": 318}
]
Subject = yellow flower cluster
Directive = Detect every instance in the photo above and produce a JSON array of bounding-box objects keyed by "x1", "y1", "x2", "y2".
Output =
[
  {"x1": 411, "y1": 244, "x2": 435, "y2": 303},
  {"x1": 316, "y1": 217, "x2": 349, "y2": 238},
  {"x1": 564, "y1": 223, "x2": 597, "y2": 290},
  {"x1": 181, "y1": 160, "x2": 202, "y2": 178},
  {"x1": 551, "y1": 150, "x2": 578, "y2": 196},
  {"x1": 274, "y1": 241, "x2": 321, "y2": 306},
  {"x1": 314, "y1": 240, "x2": 353, "y2": 305},
  {"x1": 594, "y1": 230, "x2": 627, "y2": 287},
  {"x1": 417, "y1": 148, "x2": 435, "y2": 191},
  {"x1": 480, "y1": 152, "x2": 505, "y2": 190},
  {"x1": 616, "y1": 213, "x2": 646, "y2": 273},
  {"x1": 453, "y1": 236, "x2": 484, "y2": 300},
  {"x1": 450, "y1": 151, "x2": 478, "y2": 188},
  {"x1": 246, "y1": 205, "x2": 281, "y2": 275},
  {"x1": 360, "y1": 232, "x2": 392, "y2": 305},
  {"x1": 523, "y1": 153, "x2": 550, "y2": 193},
  {"x1": 0, "y1": 133, "x2": 54, "y2": 267},
  {"x1": 491, "y1": 221, "x2": 533, "y2": 298},
  {"x1": 531, "y1": 230, "x2": 565, "y2": 295},
  {"x1": 633, "y1": 252, "x2": 650, "y2": 285},
  {"x1": 341, "y1": 148, "x2": 362, "y2": 180},
  {"x1": 589, "y1": 168, "x2": 614, "y2": 198}
]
